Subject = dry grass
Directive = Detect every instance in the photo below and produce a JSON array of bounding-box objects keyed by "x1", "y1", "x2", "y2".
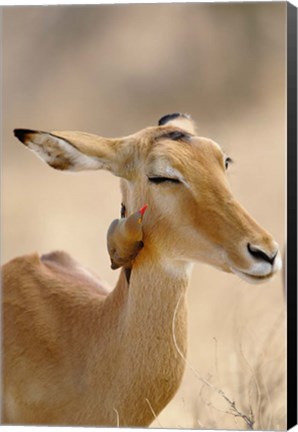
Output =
[
  {"x1": 191, "y1": 310, "x2": 286, "y2": 430},
  {"x1": 155, "y1": 279, "x2": 286, "y2": 430}
]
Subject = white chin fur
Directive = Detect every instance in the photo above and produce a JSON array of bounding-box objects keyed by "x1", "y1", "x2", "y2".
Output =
[{"x1": 231, "y1": 267, "x2": 276, "y2": 285}]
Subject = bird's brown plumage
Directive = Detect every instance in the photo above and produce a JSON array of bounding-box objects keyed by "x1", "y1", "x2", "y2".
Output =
[{"x1": 107, "y1": 205, "x2": 147, "y2": 270}]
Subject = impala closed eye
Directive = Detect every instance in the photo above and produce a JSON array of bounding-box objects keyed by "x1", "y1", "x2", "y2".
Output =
[
  {"x1": 156, "y1": 129, "x2": 192, "y2": 143},
  {"x1": 148, "y1": 177, "x2": 181, "y2": 184}
]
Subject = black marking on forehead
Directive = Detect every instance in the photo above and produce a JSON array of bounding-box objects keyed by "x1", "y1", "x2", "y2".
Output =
[
  {"x1": 158, "y1": 130, "x2": 192, "y2": 142},
  {"x1": 158, "y1": 113, "x2": 191, "y2": 126}
]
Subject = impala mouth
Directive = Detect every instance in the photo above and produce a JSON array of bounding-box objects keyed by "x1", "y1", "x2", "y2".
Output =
[{"x1": 231, "y1": 268, "x2": 275, "y2": 284}]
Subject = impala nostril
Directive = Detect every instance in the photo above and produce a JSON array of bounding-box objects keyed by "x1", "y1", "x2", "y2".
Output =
[{"x1": 247, "y1": 243, "x2": 277, "y2": 265}]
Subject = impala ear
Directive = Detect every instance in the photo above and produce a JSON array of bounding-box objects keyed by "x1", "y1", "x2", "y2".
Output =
[
  {"x1": 14, "y1": 129, "x2": 133, "y2": 177},
  {"x1": 158, "y1": 113, "x2": 196, "y2": 134}
]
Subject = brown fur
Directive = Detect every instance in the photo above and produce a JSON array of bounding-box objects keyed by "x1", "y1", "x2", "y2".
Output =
[{"x1": 3, "y1": 116, "x2": 280, "y2": 426}]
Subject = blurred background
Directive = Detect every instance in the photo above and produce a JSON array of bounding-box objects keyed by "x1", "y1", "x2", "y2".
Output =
[{"x1": 2, "y1": 3, "x2": 286, "y2": 429}]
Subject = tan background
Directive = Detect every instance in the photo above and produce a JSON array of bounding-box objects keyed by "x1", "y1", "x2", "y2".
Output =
[{"x1": 2, "y1": 3, "x2": 286, "y2": 429}]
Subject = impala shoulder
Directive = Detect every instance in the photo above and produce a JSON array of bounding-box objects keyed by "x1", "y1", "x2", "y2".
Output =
[
  {"x1": 41, "y1": 250, "x2": 79, "y2": 268},
  {"x1": 41, "y1": 251, "x2": 110, "y2": 295},
  {"x1": 3, "y1": 251, "x2": 76, "y2": 278},
  {"x1": 3, "y1": 252, "x2": 43, "y2": 275},
  {"x1": 2, "y1": 253, "x2": 49, "y2": 306}
]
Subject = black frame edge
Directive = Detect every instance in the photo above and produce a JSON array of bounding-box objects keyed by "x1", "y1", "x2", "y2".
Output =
[{"x1": 287, "y1": 1, "x2": 298, "y2": 430}]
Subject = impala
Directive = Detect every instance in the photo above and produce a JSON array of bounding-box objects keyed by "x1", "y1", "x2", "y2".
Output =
[{"x1": 2, "y1": 113, "x2": 281, "y2": 426}]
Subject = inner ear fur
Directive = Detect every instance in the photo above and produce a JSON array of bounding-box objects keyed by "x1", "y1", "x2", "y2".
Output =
[{"x1": 14, "y1": 128, "x2": 134, "y2": 177}]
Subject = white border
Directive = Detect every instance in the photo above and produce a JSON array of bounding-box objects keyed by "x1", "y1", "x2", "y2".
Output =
[
  {"x1": 1, "y1": 1, "x2": 296, "y2": 432},
  {"x1": 0, "y1": 0, "x2": 297, "y2": 7}
]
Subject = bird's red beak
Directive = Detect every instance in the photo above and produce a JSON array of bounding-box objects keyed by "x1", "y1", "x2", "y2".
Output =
[{"x1": 139, "y1": 204, "x2": 148, "y2": 217}]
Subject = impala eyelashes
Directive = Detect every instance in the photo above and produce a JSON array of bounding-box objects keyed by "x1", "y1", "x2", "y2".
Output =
[{"x1": 148, "y1": 177, "x2": 181, "y2": 184}]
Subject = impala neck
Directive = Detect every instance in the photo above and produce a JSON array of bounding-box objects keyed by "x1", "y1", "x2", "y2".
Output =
[
  {"x1": 110, "y1": 253, "x2": 193, "y2": 424},
  {"x1": 128, "y1": 253, "x2": 191, "y2": 311},
  {"x1": 120, "y1": 252, "x2": 192, "y2": 363},
  {"x1": 105, "y1": 242, "x2": 193, "y2": 359}
]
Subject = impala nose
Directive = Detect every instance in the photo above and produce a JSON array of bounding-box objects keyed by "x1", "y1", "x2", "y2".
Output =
[{"x1": 247, "y1": 243, "x2": 278, "y2": 265}]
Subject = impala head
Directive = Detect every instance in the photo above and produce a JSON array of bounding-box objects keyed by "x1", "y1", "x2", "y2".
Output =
[{"x1": 14, "y1": 113, "x2": 281, "y2": 284}]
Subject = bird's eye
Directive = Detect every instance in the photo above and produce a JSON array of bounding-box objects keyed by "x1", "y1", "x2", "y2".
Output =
[
  {"x1": 120, "y1": 203, "x2": 126, "y2": 218},
  {"x1": 225, "y1": 157, "x2": 233, "y2": 170},
  {"x1": 148, "y1": 177, "x2": 181, "y2": 184}
]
